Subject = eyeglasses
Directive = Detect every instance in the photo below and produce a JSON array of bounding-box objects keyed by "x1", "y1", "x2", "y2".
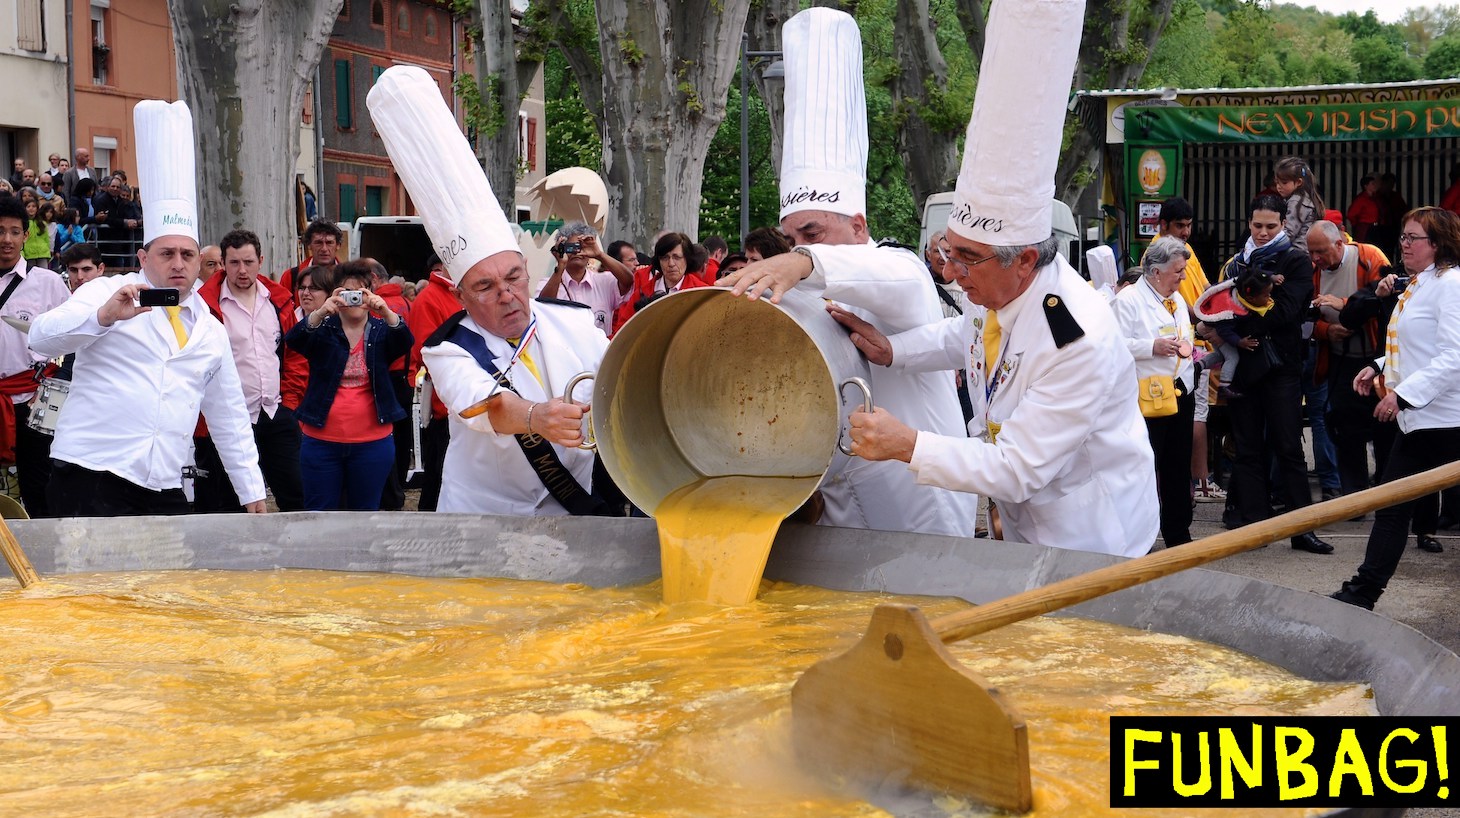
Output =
[
  {"x1": 298, "y1": 285, "x2": 327, "y2": 293},
  {"x1": 1398, "y1": 233, "x2": 1431, "y2": 246},
  {"x1": 937, "y1": 242, "x2": 998, "y2": 276}
]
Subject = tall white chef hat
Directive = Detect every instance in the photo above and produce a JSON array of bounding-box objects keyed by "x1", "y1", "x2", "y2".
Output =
[
  {"x1": 947, "y1": 0, "x2": 1085, "y2": 247},
  {"x1": 779, "y1": 7, "x2": 867, "y2": 221},
  {"x1": 367, "y1": 65, "x2": 517, "y2": 285},
  {"x1": 134, "y1": 100, "x2": 198, "y2": 246}
]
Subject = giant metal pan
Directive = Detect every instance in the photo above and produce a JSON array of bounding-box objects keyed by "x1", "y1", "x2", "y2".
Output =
[{"x1": 10, "y1": 513, "x2": 1450, "y2": 818}]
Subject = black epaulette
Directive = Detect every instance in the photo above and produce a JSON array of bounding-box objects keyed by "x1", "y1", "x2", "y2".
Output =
[
  {"x1": 421, "y1": 309, "x2": 469, "y2": 349},
  {"x1": 1042, "y1": 294, "x2": 1085, "y2": 349},
  {"x1": 875, "y1": 237, "x2": 917, "y2": 253},
  {"x1": 534, "y1": 297, "x2": 591, "y2": 310}
]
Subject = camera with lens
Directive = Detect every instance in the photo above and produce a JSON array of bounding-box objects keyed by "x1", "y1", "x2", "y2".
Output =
[
  {"x1": 556, "y1": 240, "x2": 583, "y2": 256},
  {"x1": 340, "y1": 290, "x2": 365, "y2": 307}
]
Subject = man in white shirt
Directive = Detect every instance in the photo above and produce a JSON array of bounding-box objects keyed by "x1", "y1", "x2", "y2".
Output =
[
  {"x1": 536, "y1": 221, "x2": 633, "y2": 337},
  {"x1": 0, "y1": 195, "x2": 71, "y2": 517},
  {"x1": 192, "y1": 228, "x2": 304, "y2": 512},
  {"x1": 29, "y1": 99, "x2": 265, "y2": 517}
]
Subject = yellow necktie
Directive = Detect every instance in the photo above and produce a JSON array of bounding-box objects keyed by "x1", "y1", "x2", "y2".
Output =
[
  {"x1": 507, "y1": 336, "x2": 542, "y2": 385},
  {"x1": 1163, "y1": 298, "x2": 1177, "y2": 315},
  {"x1": 982, "y1": 309, "x2": 1001, "y2": 376},
  {"x1": 164, "y1": 306, "x2": 188, "y2": 348}
]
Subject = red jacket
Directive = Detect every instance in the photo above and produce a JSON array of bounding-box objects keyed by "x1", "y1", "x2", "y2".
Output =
[
  {"x1": 408, "y1": 272, "x2": 464, "y2": 420},
  {"x1": 374, "y1": 281, "x2": 411, "y2": 372},
  {"x1": 196, "y1": 272, "x2": 306, "y2": 421},
  {"x1": 609, "y1": 266, "x2": 712, "y2": 336},
  {"x1": 1311, "y1": 242, "x2": 1390, "y2": 384}
]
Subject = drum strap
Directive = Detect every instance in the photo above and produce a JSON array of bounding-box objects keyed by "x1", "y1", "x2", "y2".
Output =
[
  {"x1": 0, "y1": 273, "x2": 23, "y2": 312},
  {"x1": 442, "y1": 319, "x2": 608, "y2": 516}
]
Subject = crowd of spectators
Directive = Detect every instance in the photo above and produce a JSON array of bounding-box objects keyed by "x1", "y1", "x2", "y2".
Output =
[{"x1": 4, "y1": 149, "x2": 144, "y2": 275}]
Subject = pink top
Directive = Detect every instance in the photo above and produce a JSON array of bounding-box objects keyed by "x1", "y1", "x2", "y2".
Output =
[
  {"x1": 537, "y1": 268, "x2": 629, "y2": 337},
  {"x1": 306, "y1": 337, "x2": 391, "y2": 443},
  {"x1": 218, "y1": 281, "x2": 282, "y2": 423}
]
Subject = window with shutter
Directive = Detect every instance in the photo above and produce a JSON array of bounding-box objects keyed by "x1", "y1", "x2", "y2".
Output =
[
  {"x1": 526, "y1": 118, "x2": 538, "y2": 172},
  {"x1": 335, "y1": 60, "x2": 353, "y2": 129},
  {"x1": 339, "y1": 184, "x2": 358, "y2": 223},
  {"x1": 17, "y1": 0, "x2": 46, "y2": 51}
]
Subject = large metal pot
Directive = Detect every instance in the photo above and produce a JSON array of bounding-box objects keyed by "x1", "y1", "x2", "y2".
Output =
[{"x1": 591, "y1": 287, "x2": 870, "y2": 515}]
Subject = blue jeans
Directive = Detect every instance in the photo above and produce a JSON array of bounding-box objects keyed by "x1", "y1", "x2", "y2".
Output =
[
  {"x1": 1302, "y1": 346, "x2": 1340, "y2": 490},
  {"x1": 300, "y1": 433, "x2": 396, "y2": 511}
]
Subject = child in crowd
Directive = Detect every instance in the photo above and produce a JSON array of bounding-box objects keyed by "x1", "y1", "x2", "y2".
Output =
[
  {"x1": 22, "y1": 199, "x2": 53, "y2": 267},
  {"x1": 1193, "y1": 269, "x2": 1275, "y2": 401},
  {"x1": 1272, "y1": 156, "x2": 1325, "y2": 252},
  {"x1": 52, "y1": 209, "x2": 85, "y2": 259}
]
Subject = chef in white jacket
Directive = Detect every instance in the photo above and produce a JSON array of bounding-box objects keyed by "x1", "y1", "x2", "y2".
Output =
[
  {"x1": 30, "y1": 100, "x2": 265, "y2": 516},
  {"x1": 368, "y1": 66, "x2": 606, "y2": 516},
  {"x1": 721, "y1": 7, "x2": 978, "y2": 538},
  {"x1": 744, "y1": 0, "x2": 1159, "y2": 557}
]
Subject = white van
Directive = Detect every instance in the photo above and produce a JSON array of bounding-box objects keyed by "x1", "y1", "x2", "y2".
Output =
[{"x1": 919, "y1": 192, "x2": 1078, "y2": 262}]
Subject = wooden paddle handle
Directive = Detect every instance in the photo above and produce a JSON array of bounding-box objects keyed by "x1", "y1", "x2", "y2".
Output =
[
  {"x1": 0, "y1": 519, "x2": 38, "y2": 588},
  {"x1": 930, "y1": 460, "x2": 1460, "y2": 645}
]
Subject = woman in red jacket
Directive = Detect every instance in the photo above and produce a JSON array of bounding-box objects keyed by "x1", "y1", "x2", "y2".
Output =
[{"x1": 611, "y1": 232, "x2": 712, "y2": 334}]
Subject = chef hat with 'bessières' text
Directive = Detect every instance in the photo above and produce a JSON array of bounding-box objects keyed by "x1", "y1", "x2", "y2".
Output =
[
  {"x1": 947, "y1": 0, "x2": 1086, "y2": 248},
  {"x1": 367, "y1": 65, "x2": 518, "y2": 285},
  {"x1": 134, "y1": 100, "x2": 198, "y2": 246},
  {"x1": 778, "y1": 7, "x2": 867, "y2": 222}
]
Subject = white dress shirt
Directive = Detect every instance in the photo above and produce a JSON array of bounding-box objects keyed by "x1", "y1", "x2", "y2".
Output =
[
  {"x1": 1386, "y1": 264, "x2": 1460, "y2": 433},
  {"x1": 794, "y1": 240, "x2": 981, "y2": 538},
  {"x1": 29, "y1": 272, "x2": 266, "y2": 502},
  {"x1": 423, "y1": 301, "x2": 608, "y2": 515},
  {"x1": 1110, "y1": 276, "x2": 1195, "y2": 393},
  {"x1": 890, "y1": 256, "x2": 1159, "y2": 557},
  {"x1": 0, "y1": 258, "x2": 71, "y2": 401}
]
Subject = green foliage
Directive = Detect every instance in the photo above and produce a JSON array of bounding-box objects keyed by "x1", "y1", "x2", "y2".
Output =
[
  {"x1": 1353, "y1": 35, "x2": 1422, "y2": 82},
  {"x1": 1337, "y1": 10, "x2": 1403, "y2": 48},
  {"x1": 618, "y1": 33, "x2": 647, "y2": 68},
  {"x1": 456, "y1": 72, "x2": 507, "y2": 148},
  {"x1": 1424, "y1": 34, "x2": 1460, "y2": 77},
  {"x1": 543, "y1": 52, "x2": 601, "y2": 173},
  {"x1": 1145, "y1": 0, "x2": 1229, "y2": 87},
  {"x1": 696, "y1": 74, "x2": 779, "y2": 241}
]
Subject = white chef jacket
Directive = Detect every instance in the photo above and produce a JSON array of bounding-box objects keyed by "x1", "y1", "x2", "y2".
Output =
[
  {"x1": 889, "y1": 255, "x2": 1159, "y2": 557},
  {"x1": 1382, "y1": 264, "x2": 1460, "y2": 434},
  {"x1": 28, "y1": 272, "x2": 266, "y2": 502},
  {"x1": 0, "y1": 258, "x2": 71, "y2": 402},
  {"x1": 423, "y1": 301, "x2": 608, "y2": 515},
  {"x1": 795, "y1": 240, "x2": 980, "y2": 538},
  {"x1": 1110, "y1": 276, "x2": 1195, "y2": 394}
]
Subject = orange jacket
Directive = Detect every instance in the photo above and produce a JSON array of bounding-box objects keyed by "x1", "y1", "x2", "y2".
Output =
[{"x1": 1312, "y1": 242, "x2": 1390, "y2": 384}]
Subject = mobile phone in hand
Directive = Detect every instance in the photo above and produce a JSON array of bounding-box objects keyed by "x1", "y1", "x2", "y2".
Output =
[{"x1": 138, "y1": 288, "x2": 181, "y2": 307}]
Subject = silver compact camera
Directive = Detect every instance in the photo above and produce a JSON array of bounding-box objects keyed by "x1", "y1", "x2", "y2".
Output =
[{"x1": 340, "y1": 290, "x2": 365, "y2": 307}]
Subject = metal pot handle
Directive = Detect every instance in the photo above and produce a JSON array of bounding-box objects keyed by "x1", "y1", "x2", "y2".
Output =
[
  {"x1": 563, "y1": 371, "x2": 597, "y2": 451},
  {"x1": 837, "y1": 376, "x2": 874, "y2": 457}
]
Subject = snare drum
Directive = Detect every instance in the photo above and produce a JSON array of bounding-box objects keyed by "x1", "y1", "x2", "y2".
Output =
[{"x1": 26, "y1": 378, "x2": 71, "y2": 436}]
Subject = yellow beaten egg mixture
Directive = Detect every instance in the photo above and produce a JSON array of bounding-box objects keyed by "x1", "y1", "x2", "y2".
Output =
[{"x1": 0, "y1": 571, "x2": 1370, "y2": 817}]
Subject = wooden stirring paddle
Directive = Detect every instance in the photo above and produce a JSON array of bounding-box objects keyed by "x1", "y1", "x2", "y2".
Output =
[
  {"x1": 791, "y1": 459, "x2": 1460, "y2": 813},
  {"x1": 0, "y1": 504, "x2": 38, "y2": 588}
]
